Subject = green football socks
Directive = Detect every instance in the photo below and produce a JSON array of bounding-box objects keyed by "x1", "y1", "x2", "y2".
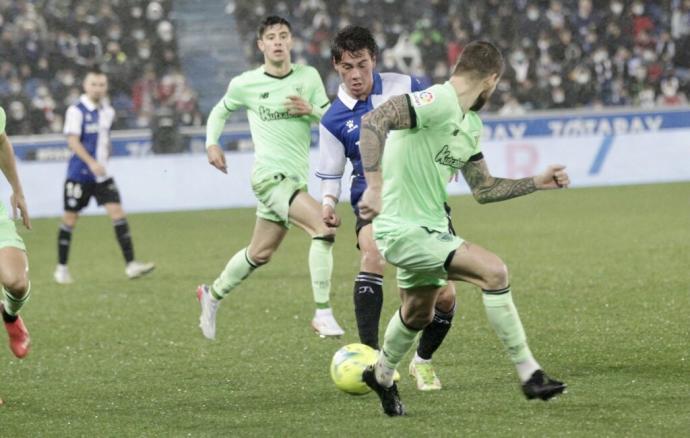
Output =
[
  {"x1": 2, "y1": 283, "x2": 31, "y2": 316},
  {"x1": 482, "y1": 287, "x2": 541, "y2": 381},
  {"x1": 211, "y1": 248, "x2": 257, "y2": 300},
  {"x1": 309, "y1": 237, "x2": 333, "y2": 308},
  {"x1": 377, "y1": 309, "x2": 421, "y2": 386}
]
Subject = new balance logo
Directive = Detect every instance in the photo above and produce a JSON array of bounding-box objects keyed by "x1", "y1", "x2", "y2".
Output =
[
  {"x1": 358, "y1": 286, "x2": 375, "y2": 294},
  {"x1": 260, "y1": 92, "x2": 269, "y2": 99}
]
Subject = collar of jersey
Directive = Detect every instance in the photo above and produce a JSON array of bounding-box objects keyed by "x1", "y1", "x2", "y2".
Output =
[
  {"x1": 262, "y1": 66, "x2": 294, "y2": 79},
  {"x1": 79, "y1": 94, "x2": 101, "y2": 111},
  {"x1": 337, "y1": 72, "x2": 384, "y2": 110}
]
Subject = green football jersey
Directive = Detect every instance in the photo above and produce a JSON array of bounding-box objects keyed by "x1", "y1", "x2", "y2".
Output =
[
  {"x1": 206, "y1": 64, "x2": 330, "y2": 183},
  {"x1": 0, "y1": 106, "x2": 5, "y2": 135},
  {"x1": 374, "y1": 81, "x2": 484, "y2": 233}
]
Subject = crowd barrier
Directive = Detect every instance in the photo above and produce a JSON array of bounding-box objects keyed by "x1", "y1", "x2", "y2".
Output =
[{"x1": 4, "y1": 107, "x2": 689, "y2": 218}]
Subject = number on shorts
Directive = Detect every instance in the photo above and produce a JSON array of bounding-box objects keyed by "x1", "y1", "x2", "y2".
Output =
[{"x1": 66, "y1": 182, "x2": 83, "y2": 199}]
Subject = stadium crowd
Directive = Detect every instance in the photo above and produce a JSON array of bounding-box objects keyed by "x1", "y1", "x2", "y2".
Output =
[
  {"x1": 234, "y1": 0, "x2": 690, "y2": 114},
  {"x1": 0, "y1": 0, "x2": 202, "y2": 136},
  {"x1": 1, "y1": 0, "x2": 689, "y2": 137}
]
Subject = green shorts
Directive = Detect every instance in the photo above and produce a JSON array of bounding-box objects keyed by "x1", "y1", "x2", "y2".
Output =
[
  {"x1": 374, "y1": 224, "x2": 463, "y2": 289},
  {"x1": 0, "y1": 203, "x2": 26, "y2": 251},
  {"x1": 251, "y1": 170, "x2": 306, "y2": 228}
]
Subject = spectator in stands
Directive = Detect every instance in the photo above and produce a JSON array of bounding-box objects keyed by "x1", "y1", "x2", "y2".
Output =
[
  {"x1": 0, "y1": 0, "x2": 184, "y2": 134},
  {"x1": 233, "y1": 0, "x2": 688, "y2": 114}
]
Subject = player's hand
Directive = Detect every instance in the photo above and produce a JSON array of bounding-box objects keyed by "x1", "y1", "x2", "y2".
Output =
[
  {"x1": 10, "y1": 192, "x2": 31, "y2": 230},
  {"x1": 322, "y1": 204, "x2": 341, "y2": 228},
  {"x1": 357, "y1": 187, "x2": 382, "y2": 221},
  {"x1": 207, "y1": 144, "x2": 227, "y2": 174},
  {"x1": 534, "y1": 164, "x2": 570, "y2": 189},
  {"x1": 88, "y1": 162, "x2": 106, "y2": 177},
  {"x1": 285, "y1": 95, "x2": 313, "y2": 116}
]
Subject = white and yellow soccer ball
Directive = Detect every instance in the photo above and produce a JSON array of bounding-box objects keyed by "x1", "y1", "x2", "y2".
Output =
[{"x1": 330, "y1": 343, "x2": 378, "y2": 395}]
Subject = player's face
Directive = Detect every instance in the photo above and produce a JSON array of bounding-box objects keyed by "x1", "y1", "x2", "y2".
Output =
[
  {"x1": 258, "y1": 24, "x2": 292, "y2": 64},
  {"x1": 334, "y1": 50, "x2": 376, "y2": 101},
  {"x1": 83, "y1": 73, "x2": 108, "y2": 103},
  {"x1": 470, "y1": 73, "x2": 499, "y2": 111}
]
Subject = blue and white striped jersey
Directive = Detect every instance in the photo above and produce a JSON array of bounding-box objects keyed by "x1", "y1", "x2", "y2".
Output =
[
  {"x1": 317, "y1": 72, "x2": 424, "y2": 212},
  {"x1": 63, "y1": 95, "x2": 115, "y2": 183}
]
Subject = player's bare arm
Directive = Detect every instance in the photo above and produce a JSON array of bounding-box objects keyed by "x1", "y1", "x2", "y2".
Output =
[
  {"x1": 461, "y1": 159, "x2": 569, "y2": 204},
  {"x1": 0, "y1": 133, "x2": 31, "y2": 229},
  {"x1": 321, "y1": 197, "x2": 341, "y2": 228},
  {"x1": 207, "y1": 144, "x2": 227, "y2": 174},
  {"x1": 359, "y1": 95, "x2": 414, "y2": 174},
  {"x1": 67, "y1": 135, "x2": 105, "y2": 176},
  {"x1": 358, "y1": 95, "x2": 413, "y2": 219}
]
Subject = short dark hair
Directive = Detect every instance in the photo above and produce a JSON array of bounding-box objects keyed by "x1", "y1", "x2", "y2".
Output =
[
  {"x1": 331, "y1": 25, "x2": 378, "y2": 63},
  {"x1": 85, "y1": 67, "x2": 105, "y2": 76},
  {"x1": 257, "y1": 16, "x2": 292, "y2": 39},
  {"x1": 452, "y1": 41, "x2": 504, "y2": 78}
]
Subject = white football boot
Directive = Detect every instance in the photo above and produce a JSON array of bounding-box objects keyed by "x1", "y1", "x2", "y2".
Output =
[
  {"x1": 125, "y1": 261, "x2": 155, "y2": 279},
  {"x1": 53, "y1": 264, "x2": 74, "y2": 284},
  {"x1": 197, "y1": 284, "x2": 220, "y2": 340},
  {"x1": 311, "y1": 308, "x2": 345, "y2": 337}
]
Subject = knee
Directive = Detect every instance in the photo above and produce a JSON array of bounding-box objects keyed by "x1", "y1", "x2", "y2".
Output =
[
  {"x1": 3, "y1": 273, "x2": 29, "y2": 298},
  {"x1": 247, "y1": 247, "x2": 273, "y2": 266},
  {"x1": 484, "y1": 260, "x2": 509, "y2": 290},
  {"x1": 436, "y1": 284, "x2": 457, "y2": 313},
  {"x1": 313, "y1": 227, "x2": 336, "y2": 242},
  {"x1": 401, "y1": 305, "x2": 435, "y2": 330}
]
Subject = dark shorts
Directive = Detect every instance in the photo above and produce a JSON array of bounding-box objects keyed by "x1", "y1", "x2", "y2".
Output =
[{"x1": 63, "y1": 178, "x2": 121, "y2": 212}]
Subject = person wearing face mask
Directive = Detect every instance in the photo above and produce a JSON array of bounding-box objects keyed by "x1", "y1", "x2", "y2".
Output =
[
  {"x1": 357, "y1": 40, "x2": 569, "y2": 416},
  {"x1": 317, "y1": 25, "x2": 457, "y2": 392}
]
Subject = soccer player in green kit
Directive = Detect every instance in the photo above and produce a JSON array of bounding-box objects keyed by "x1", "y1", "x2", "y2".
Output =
[
  {"x1": 0, "y1": 106, "x2": 32, "y2": 363},
  {"x1": 197, "y1": 16, "x2": 344, "y2": 339},
  {"x1": 357, "y1": 41, "x2": 569, "y2": 416}
]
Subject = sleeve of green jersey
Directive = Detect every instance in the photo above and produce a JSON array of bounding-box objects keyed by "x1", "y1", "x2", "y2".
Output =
[
  {"x1": 0, "y1": 106, "x2": 6, "y2": 135},
  {"x1": 306, "y1": 67, "x2": 330, "y2": 121},
  {"x1": 467, "y1": 112, "x2": 484, "y2": 156},
  {"x1": 407, "y1": 85, "x2": 458, "y2": 129},
  {"x1": 205, "y1": 78, "x2": 244, "y2": 147}
]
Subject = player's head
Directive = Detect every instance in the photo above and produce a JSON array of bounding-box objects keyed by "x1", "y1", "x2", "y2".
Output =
[
  {"x1": 331, "y1": 25, "x2": 378, "y2": 100},
  {"x1": 83, "y1": 69, "x2": 108, "y2": 103},
  {"x1": 257, "y1": 16, "x2": 292, "y2": 65},
  {"x1": 452, "y1": 41, "x2": 504, "y2": 111}
]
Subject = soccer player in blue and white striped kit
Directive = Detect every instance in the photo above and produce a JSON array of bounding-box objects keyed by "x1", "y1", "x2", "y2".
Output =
[
  {"x1": 54, "y1": 70, "x2": 154, "y2": 284},
  {"x1": 317, "y1": 26, "x2": 457, "y2": 391}
]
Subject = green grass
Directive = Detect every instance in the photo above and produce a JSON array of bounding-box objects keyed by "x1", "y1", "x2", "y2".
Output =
[{"x1": 2, "y1": 182, "x2": 689, "y2": 436}]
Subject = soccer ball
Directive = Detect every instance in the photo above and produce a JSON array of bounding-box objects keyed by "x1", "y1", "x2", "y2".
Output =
[{"x1": 330, "y1": 343, "x2": 378, "y2": 395}]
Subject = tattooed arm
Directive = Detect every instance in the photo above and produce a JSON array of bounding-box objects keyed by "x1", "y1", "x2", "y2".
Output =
[
  {"x1": 357, "y1": 95, "x2": 415, "y2": 219},
  {"x1": 461, "y1": 158, "x2": 570, "y2": 204},
  {"x1": 359, "y1": 95, "x2": 414, "y2": 175}
]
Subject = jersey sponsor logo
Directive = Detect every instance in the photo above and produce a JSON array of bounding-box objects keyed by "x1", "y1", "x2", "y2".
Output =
[
  {"x1": 345, "y1": 119, "x2": 358, "y2": 133},
  {"x1": 434, "y1": 145, "x2": 464, "y2": 170},
  {"x1": 258, "y1": 105, "x2": 299, "y2": 121},
  {"x1": 84, "y1": 123, "x2": 99, "y2": 134},
  {"x1": 260, "y1": 92, "x2": 269, "y2": 99},
  {"x1": 411, "y1": 91, "x2": 435, "y2": 107}
]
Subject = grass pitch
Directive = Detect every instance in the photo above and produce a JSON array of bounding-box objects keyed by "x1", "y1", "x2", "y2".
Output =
[{"x1": 1, "y1": 182, "x2": 689, "y2": 436}]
